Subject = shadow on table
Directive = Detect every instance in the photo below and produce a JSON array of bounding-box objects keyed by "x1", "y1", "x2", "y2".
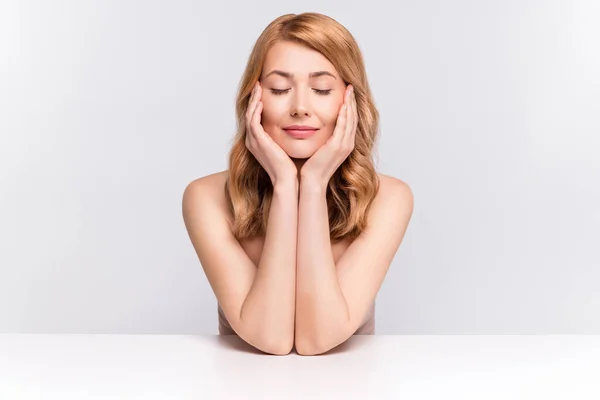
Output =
[
  {"x1": 318, "y1": 336, "x2": 368, "y2": 356},
  {"x1": 216, "y1": 335, "x2": 268, "y2": 355}
]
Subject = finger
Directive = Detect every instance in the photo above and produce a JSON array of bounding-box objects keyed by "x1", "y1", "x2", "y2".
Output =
[
  {"x1": 350, "y1": 88, "x2": 356, "y2": 120},
  {"x1": 251, "y1": 100, "x2": 264, "y2": 139},
  {"x1": 330, "y1": 103, "x2": 347, "y2": 148},
  {"x1": 340, "y1": 88, "x2": 354, "y2": 151},
  {"x1": 350, "y1": 89, "x2": 357, "y2": 135},
  {"x1": 331, "y1": 86, "x2": 352, "y2": 141},
  {"x1": 346, "y1": 88, "x2": 354, "y2": 133},
  {"x1": 332, "y1": 103, "x2": 348, "y2": 139},
  {"x1": 246, "y1": 83, "x2": 260, "y2": 134},
  {"x1": 249, "y1": 83, "x2": 257, "y2": 108},
  {"x1": 340, "y1": 86, "x2": 353, "y2": 142},
  {"x1": 246, "y1": 83, "x2": 259, "y2": 122},
  {"x1": 253, "y1": 85, "x2": 264, "y2": 122},
  {"x1": 350, "y1": 91, "x2": 357, "y2": 148},
  {"x1": 245, "y1": 85, "x2": 260, "y2": 144}
]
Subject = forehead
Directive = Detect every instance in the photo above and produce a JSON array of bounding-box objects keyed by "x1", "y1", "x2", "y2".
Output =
[{"x1": 262, "y1": 41, "x2": 338, "y2": 78}]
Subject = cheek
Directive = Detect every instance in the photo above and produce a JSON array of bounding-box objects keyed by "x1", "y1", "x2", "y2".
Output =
[
  {"x1": 258, "y1": 103, "x2": 275, "y2": 133},
  {"x1": 320, "y1": 100, "x2": 343, "y2": 126},
  {"x1": 259, "y1": 99, "x2": 291, "y2": 140},
  {"x1": 260, "y1": 99, "x2": 284, "y2": 126}
]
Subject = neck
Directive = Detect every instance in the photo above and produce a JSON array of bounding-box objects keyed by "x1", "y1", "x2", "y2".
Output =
[{"x1": 291, "y1": 157, "x2": 307, "y2": 182}]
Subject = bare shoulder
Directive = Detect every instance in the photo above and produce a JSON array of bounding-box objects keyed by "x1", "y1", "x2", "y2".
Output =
[
  {"x1": 372, "y1": 173, "x2": 414, "y2": 220},
  {"x1": 182, "y1": 171, "x2": 412, "y2": 224},
  {"x1": 183, "y1": 170, "x2": 286, "y2": 353},
  {"x1": 376, "y1": 173, "x2": 413, "y2": 204},
  {"x1": 182, "y1": 170, "x2": 230, "y2": 214},
  {"x1": 183, "y1": 170, "x2": 229, "y2": 198}
]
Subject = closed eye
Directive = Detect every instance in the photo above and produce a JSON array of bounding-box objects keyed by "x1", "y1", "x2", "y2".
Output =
[
  {"x1": 270, "y1": 88, "x2": 332, "y2": 96},
  {"x1": 270, "y1": 88, "x2": 289, "y2": 95}
]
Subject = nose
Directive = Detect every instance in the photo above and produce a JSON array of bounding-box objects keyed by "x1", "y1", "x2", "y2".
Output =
[{"x1": 289, "y1": 89, "x2": 311, "y2": 117}]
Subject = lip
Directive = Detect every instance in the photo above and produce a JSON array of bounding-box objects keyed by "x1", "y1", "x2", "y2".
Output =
[
  {"x1": 283, "y1": 125, "x2": 319, "y2": 139},
  {"x1": 283, "y1": 125, "x2": 318, "y2": 130}
]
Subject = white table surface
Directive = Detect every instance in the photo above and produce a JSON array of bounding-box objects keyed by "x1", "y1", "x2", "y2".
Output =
[{"x1": 0, "y1": 334, "x2": 599, "y2": 399}]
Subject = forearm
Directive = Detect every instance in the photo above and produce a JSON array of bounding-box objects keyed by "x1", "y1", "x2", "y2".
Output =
[
  {"x1": 240, "y1": 180, "x2": 298, "y2": 354},
  {"x1": 295, "y1": 178, "x2": 351, "y2": 354}
]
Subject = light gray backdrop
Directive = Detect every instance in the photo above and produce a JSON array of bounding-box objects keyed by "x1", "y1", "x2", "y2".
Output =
[{"x1": 1, "y1": 0, "x2": 598, "y2": 334}]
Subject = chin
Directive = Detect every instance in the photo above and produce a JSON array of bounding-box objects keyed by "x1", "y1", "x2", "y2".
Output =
[{"x1": 282, "y1": 143, "x2": 318, "y2": 159}]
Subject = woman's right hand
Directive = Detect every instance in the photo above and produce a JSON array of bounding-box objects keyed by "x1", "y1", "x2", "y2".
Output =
[{"x1": 245, "y1": 82, "x2": 297, "y2": 187}]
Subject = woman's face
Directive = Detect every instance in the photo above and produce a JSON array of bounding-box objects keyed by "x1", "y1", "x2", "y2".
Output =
[{"x1": 259, "y1": 40, "x2": 347, "y2": 160}]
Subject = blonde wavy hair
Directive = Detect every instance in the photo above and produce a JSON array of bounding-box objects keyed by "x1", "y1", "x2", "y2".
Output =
[{"x1": 226, "y1": 12, "x2": 380, "y2": 243}]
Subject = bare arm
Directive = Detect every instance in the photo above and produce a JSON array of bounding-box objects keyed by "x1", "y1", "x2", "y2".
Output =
[
  {"x1": 294, "y1": 176, "x2": 413, "y2": 355},
  {"x1": 239, "y1": 180, "x2": 298, "y2": 353},
  {"x1": 182, "y1": 177, "x2": 298, "y2": 355},
  {"x1": 294, "y1": 178, "x2": 349, "y2": 354}
]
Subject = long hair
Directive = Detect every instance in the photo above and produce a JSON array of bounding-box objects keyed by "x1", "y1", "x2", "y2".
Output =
[{"x1": 226, "y1": 12, "x2": 380, "y2": 243}]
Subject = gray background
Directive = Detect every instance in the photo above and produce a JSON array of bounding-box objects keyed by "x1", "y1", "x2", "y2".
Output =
[{"x1": 1, "y1": 0, "x2": 598, "y2": 334}]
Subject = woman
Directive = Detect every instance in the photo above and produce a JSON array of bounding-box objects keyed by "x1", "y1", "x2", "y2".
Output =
[{"x1": 182, "y1": 12, "x2": 413, "y2": 356}]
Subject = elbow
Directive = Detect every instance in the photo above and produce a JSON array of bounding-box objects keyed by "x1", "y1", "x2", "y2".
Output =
[
  {"x1": 235, "y1": 314, "x2": 294, "y2": 355},
  {"x1": 232, "y1": 321, "x2": 294, "y2": 355},
  {"x1": 256, "y1": 334, "x2": 294, "y2": 356},
  {"x1": 294, "y1": 334, "x2": 332, "y2": 356},
  {"x1": 264, "y1": 342, "x2": 294, "y2": 356},
  {"x1": 295, "y1": 322, "x2": 354, "y2": 356},
  {"x1": 294, "y1": 342, "x2": 319, "y2": 356}
]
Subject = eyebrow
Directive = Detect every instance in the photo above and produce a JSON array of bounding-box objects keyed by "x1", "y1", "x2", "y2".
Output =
[{"x1": 263, "y1": 70, "x2": 337, "y2": 80}]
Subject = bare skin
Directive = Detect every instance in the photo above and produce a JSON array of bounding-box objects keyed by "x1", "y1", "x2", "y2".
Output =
[
  {"x1": 183, "y1": 41, "x2": 414, "y2": 355},
  {"x1": 191, "y1": 171, "x2": 405, "y2": 266},
  {"x1": 183, "y1": 171, "x2": 409, "y2": 352},
  {"x1": 187, "y1": 170, "x2": 362, "y2": 265}
]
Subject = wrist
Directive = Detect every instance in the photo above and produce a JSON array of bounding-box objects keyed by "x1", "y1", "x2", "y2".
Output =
[
  {"x1": 299, "y1": 174, "x2": 327, "y2": 194},
  {"x1": 273, "y1": 177, "x2": 299, "y2": 193}
]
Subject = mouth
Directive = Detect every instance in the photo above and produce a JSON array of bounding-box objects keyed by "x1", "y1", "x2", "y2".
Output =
[{"x1": 282, "y1": 126, "x2": 319, "y2": 139}]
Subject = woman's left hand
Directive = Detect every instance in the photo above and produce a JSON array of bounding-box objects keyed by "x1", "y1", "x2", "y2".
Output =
[{"x1": 300, "y1": 84, "x2": 357, "y2": 189}]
